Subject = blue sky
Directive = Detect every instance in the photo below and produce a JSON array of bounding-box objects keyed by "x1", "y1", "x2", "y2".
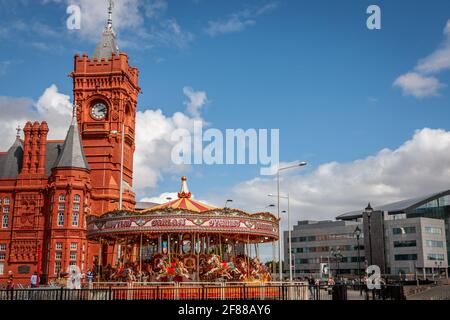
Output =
[{"x1": 1, "y1": 0, "x2": 450, "y2": 224}]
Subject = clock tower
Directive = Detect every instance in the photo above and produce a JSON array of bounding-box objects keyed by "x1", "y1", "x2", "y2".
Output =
[{"x1": 70, "y1": 0, "x2": 140, "y2": 214}]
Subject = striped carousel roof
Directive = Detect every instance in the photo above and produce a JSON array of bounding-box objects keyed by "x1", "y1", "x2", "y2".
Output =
[{"x1": 146, "y1": 176, "x2": 216, "y2": 213}]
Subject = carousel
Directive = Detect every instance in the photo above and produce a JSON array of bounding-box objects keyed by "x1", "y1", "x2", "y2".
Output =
[{"x1": 87, "y1": 177, "x2": 279, "y2": 283}]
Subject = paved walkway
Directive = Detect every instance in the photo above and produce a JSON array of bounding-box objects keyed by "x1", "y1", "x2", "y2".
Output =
[{"x1": 407, "y1": 285, "x2": 450, "y2": 300}]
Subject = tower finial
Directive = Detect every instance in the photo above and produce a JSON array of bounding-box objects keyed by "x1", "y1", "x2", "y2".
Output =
[
  {"x1": 107, "y1": 0, "x2": 114, "y2": 30},
  {"x1": 72, "y1": 104, "x2": 78, "y2": 122},
  {"x1": 16, "y1": 125, "x2": 21, "y2": 138}
]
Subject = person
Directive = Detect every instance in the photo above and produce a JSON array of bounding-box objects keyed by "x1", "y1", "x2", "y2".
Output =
[
  {"x1": 308, "y1": 277, "x2": 316, "y2": 298},
  {"x1": 86, "y1": 269, "x2": 94, "y2": 289},
  {"x1": 6, "y1": 270, "x2": 14, "y2": 290},
  {"x1": 30, "y1": 272, "x2": 38, "y2": 288}
]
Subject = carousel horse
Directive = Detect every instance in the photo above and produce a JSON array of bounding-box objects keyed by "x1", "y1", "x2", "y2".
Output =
[
  {"x1": 204, "y1": 254, "x2": 242, "y2": 280},
  {"x1": 250, "y1": 257, "x2": 272, "y2": 283},
  {"x1": 155, "y1": 259, "x2": 190, "y2": 282}
]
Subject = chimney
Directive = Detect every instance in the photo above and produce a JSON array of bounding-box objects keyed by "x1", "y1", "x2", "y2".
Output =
[
  {"x1": 30, "y1": 121, "x2": 40, "y2": 174},
  {"x1": 38, "y1": 121, "x2": 49, "y2": 175},
  {"x1": 22, "y1": 122, "x2": 32, "y2": 174}
]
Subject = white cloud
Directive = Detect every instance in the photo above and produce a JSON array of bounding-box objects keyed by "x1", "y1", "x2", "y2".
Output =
[
  {"x1": 183, "y1": 86, "x2": 208, "y2": 118},
  {"x1": 393, "y1": 72, "x2": 445, "y2": 98},
  {"x1": 205, "y1": 2, "x2": 279, "y2": 36},
  {"x1": 415, "y1": 20, "x2": 450, "y2": 74},
  {"x1": 394, "y1": 19, "x2": 450, "y2": 98},
  {"x1": 140, "y1": 192, "x2": 178, "y2": 204},
  {"x1": 133, "y1": 87, "x2": 210, "y2": 192},
  {"x1": 0, "y1": 84, "x2": 73, "y2": 150},
  {"x1": 209, "y1": 128, "x2": 450, "y2": 234}
]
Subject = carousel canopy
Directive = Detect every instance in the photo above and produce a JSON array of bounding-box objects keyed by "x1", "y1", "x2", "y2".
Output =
[{"x1": 87, "y1": 176, "x2": 279, "y2": 243}]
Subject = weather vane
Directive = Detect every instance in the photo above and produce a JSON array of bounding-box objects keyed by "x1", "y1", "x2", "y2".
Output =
[{"x1": 16, "y1": 125, "x2": 21, "y2": 138}]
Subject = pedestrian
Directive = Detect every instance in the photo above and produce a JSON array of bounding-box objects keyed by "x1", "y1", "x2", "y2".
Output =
[
  {"x1": 6, "y1": 270, "x2": 14, "y2": 290},
  {"x1": 86, "y1": 269, "x2": 94, "y2": 289},
  {"x1": 30, "y1": 271, "x2": 38, "y2": 288}
]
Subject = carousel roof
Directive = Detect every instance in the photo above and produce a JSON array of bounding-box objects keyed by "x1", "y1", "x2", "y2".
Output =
[{"x1": 144, "y1": 176, "x2": 216, "y2": 213}]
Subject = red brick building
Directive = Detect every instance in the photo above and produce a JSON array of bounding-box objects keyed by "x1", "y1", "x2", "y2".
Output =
[{"x1": 0, "y1": 6, "x2": 139, "y2": 284}]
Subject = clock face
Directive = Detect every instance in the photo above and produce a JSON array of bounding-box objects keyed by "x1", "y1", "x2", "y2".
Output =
[{"x1": 91, "y1": 103, "x2": 107, "y2": 120}]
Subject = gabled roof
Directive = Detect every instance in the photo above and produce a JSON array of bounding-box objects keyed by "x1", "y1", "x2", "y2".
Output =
[
  {"x1": 53, "y1": 115, "x2": 89, "y2": 170},
  {"x1": 0, "y1": 137, "x2": 23, "y2": 179},
  {"x1": 336, "y1": 189, "x2": 450, "y2": 220}
]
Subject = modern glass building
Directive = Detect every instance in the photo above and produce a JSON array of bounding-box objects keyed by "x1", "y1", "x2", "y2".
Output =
[{"x1": 337, "y1": 191, "x2": 450, "y2": 263}]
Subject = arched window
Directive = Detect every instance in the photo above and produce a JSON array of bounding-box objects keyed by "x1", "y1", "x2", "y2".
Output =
[
  {"x1": 57, "y1": 212, "x2": 64, "y2": 226},
  {"x1": 2, "y1": 215, "x2": 8, "y2": 228},
  {"x1": 58, "y1": 194, "x2": 65, "y2": 202},
  {"x1": 74, "y1": 195, "x2": 81, "y2": 203},
  {"x1": 3, "y1": 197, "x2": 10, "y2": 205},
  {"x1": 72, "y1": 212, "x2": 79, "y2": 227}
]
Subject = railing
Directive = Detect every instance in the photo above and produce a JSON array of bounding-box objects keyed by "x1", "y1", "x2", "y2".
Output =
[{"x1": 0, "y1": 283, "x2": 404, "y2": 301}]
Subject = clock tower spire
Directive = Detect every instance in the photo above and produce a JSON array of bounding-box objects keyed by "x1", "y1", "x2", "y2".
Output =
[{"x1": 70, "y1": 0, "x2": 140, "y2": 214}]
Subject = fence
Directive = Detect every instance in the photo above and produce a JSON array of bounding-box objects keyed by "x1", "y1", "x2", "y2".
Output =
[{"x1": 0, "y1": 283, "x2": 404, "y2": 301}]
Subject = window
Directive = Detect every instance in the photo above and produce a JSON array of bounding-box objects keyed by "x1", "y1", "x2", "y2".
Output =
[
  {"x1": 58, "y1": 194, "x2": 65, "y2": 202},
  {"x1": 0, "y1": 244, "x2": 6, "y2": 251},
  {"x1": 394, "y1": 254, "x2": 418, "y2": 261},
  {"x1": 0, "y1": 253, "x2": 5, "y2": 261},
  {"x1": 3, "y1": 207, "x2": 9, "y2": 214},
  {"x1": 54, "y1": 261, "x2": 61, "y2": 275},
  {"x1": 0, "y1": 263, "x2": 4, "y2": 275},
  {"x1": 73, "y1": 204, "x2": 80, "y2": 211},
  {"x1": 55, "y1": 243, "x2": 63, "y2": 250},
  {"x1": 58, "y1": 204, "x2": 65, "y2": 211},
  {"x1": 74, "y1": 195, "x2": 81, "y2": 203},
  {"x1": 57, "y1": 212, "x2": 64, "y2": 226},
  {"x1": 55, "y1": 252, "x2": 62, "y2": 260},
  {"x1": 424, "y1": 227, "x2": 442, "y2": 234},
  {"x1": 428, "y1": 254, "x2": 445, "y2": 261},
  {"x1": 425, "y1": 240, "x2": 444, "y2": 248},
  {"x1": 72, "y1": 212, "x2": 79, "y2": 227},
  {"x1": 394, "y1": 240, "x2": 417, "y2": 248},
  {"x1": 2, "y1": 215, "x2": 8, "y2": 228},
  {"x1": 393, "y1": 227, "x2": 416, "y2": 235},
  {"x1": 70, "y1": 243, "x2": 77, "y2": 250},
  {"x1": 70, "y1": 252, "x2": 77, "y2": 260},
  {"x1": 3, "y1": 197, "x2": 10, "y2": 205}
]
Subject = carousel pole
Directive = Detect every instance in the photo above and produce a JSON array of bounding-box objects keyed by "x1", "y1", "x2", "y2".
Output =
[
  {"x1": 168, "y1": 233, "x2": 171, "y2": 264},
  {"x1": 139, "y1": 234, "x2": 143, "y2": 273},
  {"x1": 247, "y1": 236, "x2": 250, "y2": 278},
  {"x1": 196, "y1": 233, "x2": 200, "y2": 282},
  {"x1": 219, "y1": 234, "x2": 222, "y2": 258},
  {"x1": 98, "y1": 237, "x2": 102, "y2": 282}
]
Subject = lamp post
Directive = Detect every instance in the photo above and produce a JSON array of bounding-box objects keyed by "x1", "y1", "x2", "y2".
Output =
[
  {"x1": 111, "y1": 124, "x2": 125, "y2": 210},
  {"x1": 224, "y1": 199, "x2": 233, "y2": 209},
  {"x1": 365, "y1": 203, "x2": 374, "y2": 266},
  {"x1": 354, "y1": 226, "x2": 362, "y2": 295},
  {"x1": 269, "y1": 193, "x2": 293, "y2": 283},
  {"x1": 266, "y1": 204, "x2": 276, "y2": 274},
  {"x1": 276, "y1": 161, "x2": 307, "y2": 282}
]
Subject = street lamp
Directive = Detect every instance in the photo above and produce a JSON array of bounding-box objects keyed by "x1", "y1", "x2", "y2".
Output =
[
  {"x1": 365, "y1": 203, "x2": 373, "y2": 266},
  {"x1": 224, "y1": 199, "x2": 233, "y2": 209},
  {"x1": 269, "y1": 193, "x2": 293, "y2": 283},
  {"x1": 354, "y1": 226, "x2": 362, "y2": 295},
  {"x1": 111, "y1": 124, "x2": 126, "y2": 210},
  {"x1": 276, "y1": 161, "x2": 307, "y2": 282}
]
